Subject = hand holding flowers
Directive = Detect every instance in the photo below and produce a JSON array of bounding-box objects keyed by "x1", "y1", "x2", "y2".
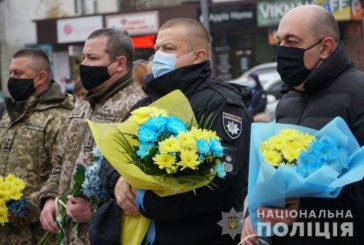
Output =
[{"x1": 38, "y1": 147, "x2": 108, "y2": 245}]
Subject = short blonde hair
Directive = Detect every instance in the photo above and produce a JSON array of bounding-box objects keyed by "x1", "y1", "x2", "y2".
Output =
[{"x1": 160, "y1": 18, "x2": 211, "y2": 57}]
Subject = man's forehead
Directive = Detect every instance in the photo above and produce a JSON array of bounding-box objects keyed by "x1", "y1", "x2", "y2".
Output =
[
  {"x1": 277, "y1": 19, "x2": 307, "y2": 39},
  {"x1": 83, "y1": 37, "x2": 107, "y2": 52},
  {"x1": 10, "y1": 57, "x2": 30, "y2": 68},
  {"x1": 156, "y1": 29, "x2": 188, "y2": 44}
]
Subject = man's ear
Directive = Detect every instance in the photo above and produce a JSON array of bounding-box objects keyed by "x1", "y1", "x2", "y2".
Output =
[
  {"x1": 320, "y1": 37, "x2": 336, "y2": 59},
  {"x1": 35, "y1": 71, "x2": 47, "y2": 87},
  {"x1": 193, "y1": 49, "x2": 208, "y2": 64},
  {"x1": 116, "y1": 56, "x2": 127, "y2": 71}
]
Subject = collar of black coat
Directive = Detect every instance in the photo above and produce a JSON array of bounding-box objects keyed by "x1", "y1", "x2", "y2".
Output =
[
  {"x1": 142, "y1": 61, "x2": 212, "y2": 101},
  {"x1": 303, "y1": 41, "x2": 352, "y2": 93},
  {"x1": 5, "y1": 80, "x2": 72, "y2": 121},
  {"x1": 86, "y1": 71, "x2": 133, "y2": 107}
]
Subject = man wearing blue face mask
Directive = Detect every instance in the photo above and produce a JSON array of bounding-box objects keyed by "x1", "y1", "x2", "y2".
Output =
[
  {"x1": 0, "y1": 48, "x2": 73, "y2": 244},
  {"x1": 100, "y1": 18, "x2": 252, "y2": 245},
  {"x1": 242, "y1": 5, "x2": 364, "y2": 245},
  {"x1": 245, "y1": 73, "x2": 268, "y2": 122}
]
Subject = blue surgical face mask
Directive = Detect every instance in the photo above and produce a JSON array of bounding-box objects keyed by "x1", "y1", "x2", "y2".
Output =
[
  {"x1": 245, "y1": 79, "x2": 256, "y2": 88},
  {"x1": 152, "y1": 51, "x2": 177, "y2": 78},
  {"x1": 65, "y1": 83, "x2": 75, "y2": 92}
]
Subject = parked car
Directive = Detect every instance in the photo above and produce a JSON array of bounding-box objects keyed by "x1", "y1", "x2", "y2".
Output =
[
  {"x1": 228, "y1": 62, "x2": 284, "y2": 120},
  {"x1": 264, "y1": 76, "x2": 284, "y2": 120},
  {"x1": 229, "y1": 62, "x2": 279, "y2": 88}
]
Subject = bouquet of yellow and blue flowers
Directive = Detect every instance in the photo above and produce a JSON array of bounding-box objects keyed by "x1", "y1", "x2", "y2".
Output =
[
  {"x1": 115, "y1": 106, "x2": 225, "y2": 180},
  {"x1": 88, "y1": 90, "x2": 226, "y2": 245},
  {"x1": 247, "y1": 117, "x2": 364, "y2": 237},
  {"x1": 0, "y1": 174, "x2": 28, "y2": 225}
]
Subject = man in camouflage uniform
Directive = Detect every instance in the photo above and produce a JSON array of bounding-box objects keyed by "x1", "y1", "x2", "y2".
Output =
[
  {"x1": 39, "y1": 28, "x2": 145, "y2": 244},
  {"x1": 0, "y1": 48, "x2": 73, "y2": 244}
]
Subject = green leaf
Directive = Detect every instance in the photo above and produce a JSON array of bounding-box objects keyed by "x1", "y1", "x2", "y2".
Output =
[
  {"x1": 198, "y1": 112, "x2": 217, "y2": 129},
  {"x1": 69, "y1": 164, "x2": 86, "y2": 198}
]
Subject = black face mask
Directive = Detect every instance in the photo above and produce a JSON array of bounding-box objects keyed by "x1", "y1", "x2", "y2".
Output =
[
  {"x1": 276, "y1": 39, "x2": 323, "y2": 87},
  {"x1": 79, "y1": 59, "x2": 117, "y2": 90},
  {"x1": 7, "y1": 77, "x2": 36, "y2": 101}
]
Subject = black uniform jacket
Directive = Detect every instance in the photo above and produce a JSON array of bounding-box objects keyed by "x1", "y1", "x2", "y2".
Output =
[{"x1": 97, "y1": 61, "x2": 252, "y2": 245}]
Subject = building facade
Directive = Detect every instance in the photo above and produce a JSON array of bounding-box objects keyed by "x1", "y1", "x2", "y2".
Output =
[{"x1": 1, "y1": 0, "x2": 364, "y2": 94}]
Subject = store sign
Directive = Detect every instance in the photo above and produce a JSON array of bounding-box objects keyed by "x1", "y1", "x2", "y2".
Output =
[
  {"x1": 257, "y1": 0, "x2": 362, "y2": 26},
  {"x1": 131, "y1": 35, "x2": 156, "y2": 49},
  {"x1": 57, "y1": 16, "x2": 103, "y2": 43},
  {"x1": 105, "y1": 11, "x2": 159, "y2": 35},
  {"x1": 199, "y1": 4, "x2": 256, "y2": 29}
]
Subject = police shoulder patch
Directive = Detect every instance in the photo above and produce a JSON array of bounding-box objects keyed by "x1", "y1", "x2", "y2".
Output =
[{"x1": 222, "y1": 112, "x2": 242, "y2": 139}]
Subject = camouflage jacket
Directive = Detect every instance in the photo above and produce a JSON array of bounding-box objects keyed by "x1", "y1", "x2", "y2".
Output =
[
  {"x1": 0, "y1": 82, "x2": 73, "y2": 245},
  {"x1": 39, "y1": 72, "x2": 145, "y2": 244}
]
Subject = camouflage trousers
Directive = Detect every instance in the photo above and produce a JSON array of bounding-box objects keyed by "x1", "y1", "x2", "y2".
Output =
[
  {"x1": 0, "y1": 221, "x2": 52, "y2": 245},
  {"x1": 62, "y1": 222, "x2": 89, "y2": 245}
]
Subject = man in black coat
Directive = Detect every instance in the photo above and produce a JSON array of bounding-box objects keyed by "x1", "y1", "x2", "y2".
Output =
[
  {"x1": 96, "y1": 18, "x2": 252, "y2": 245},
  {"x1": 242, "y1": 5, "x2": 364, "y2": 245}
]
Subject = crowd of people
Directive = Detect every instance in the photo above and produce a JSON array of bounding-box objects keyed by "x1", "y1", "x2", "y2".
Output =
[{"x1": 0, "y1": 4, "x2": 364, "y2": 245}]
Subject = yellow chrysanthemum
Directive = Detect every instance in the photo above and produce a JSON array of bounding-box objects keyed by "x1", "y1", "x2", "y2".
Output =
[
  {"x1": 0, "y1": 204, "x2": 9, "y2": 225},
  {"x1": 0, "y1": 192, "x2": 6, "y2": 204},
  {"x1": 205, "y1": 130, "x2": 220, "y2": 140},
  {"x1": 5, "y1": 174, "x2": 25, "y2": 192},
  {"x1": 177, "y1": 132, "x2": 197, "y2": 152},
  {"x1": 6, "y1": 184, "x2": 22, "y2": 200},
  {"x1": 260, "y1": 129, "x2": 314, "y2": 167},
  {"x1": 159, "y1": 137, "x2": 180, "y2": 154},
  {"x1": 189, "y1": 127, "x2": 202, "y2": 140},
  {"x1": 177, "y1": 151, "x2": 200, "y2": 170},
  {"x1": 0, "y1": 182, "x2": 10, "y2": 201},
  {"x1": 196, "y1": 129, "x2": 219, "y2": 141},
  {"x1": 262, "y1": 150, "x2": 282, "y2": 167},
  {"x1": 131, "y1": 107, "x2": 167, "y2": 125},
  {"x1": 149, "y1": 107, "x2": 168, "y2": 118},
  {"x1": 153, "y1": 154, "x2": 177, "y2": 174}
]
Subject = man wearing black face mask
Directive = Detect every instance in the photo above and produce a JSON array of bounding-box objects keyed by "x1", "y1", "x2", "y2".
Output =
[
  {"x1": 39, "y1": 28, "x2": 145, "y2": 244},
  {"x1": 0, "y1": 48, "x2": 73, "y2": 244},
  {"x1": 241, "y1": 5, "x2": 364, "y2": 245}
]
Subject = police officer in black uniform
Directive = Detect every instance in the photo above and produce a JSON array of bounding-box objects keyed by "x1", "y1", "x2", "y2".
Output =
[{"x1": 94, "y1": 18, "x2": 252, "y2": 245}]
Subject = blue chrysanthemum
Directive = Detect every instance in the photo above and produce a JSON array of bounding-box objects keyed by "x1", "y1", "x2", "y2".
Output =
[
  {"x1": 215, "y1": 163, "x2": 226, "y2": 178},
  {"x1": 82, "y1": 158, "x2": 108, "y2": 203},
  {"x1": 137, "y1": 125, "x2": 160, "y2": 143},
  {"x1": 137, "y1": 143, "x2": 154, "y2": 159},
  {"x1": 143, "y1": 115, "x2": 167, "y2": 132},
  {"x1": 197, "y1": 139, "x2": 211, "y2": 155},
  {"x1": 165, "y1": 116, "x2": 187, "y2": 135},
  {"x1": 6, "y1": 195, "x2": 29, "y2": 216},
  {"x1": 297, "y1": 136, "x2": 348, "y2": 177},
  {"x1": 210, "y1": 138, "x2": 224, "y2": 157},
  {"x1": 91, "y1": 147, "x2": 103, "y2": 160},
  {"x1": 198, "y1": 154, "x2": 205, "y2": 163}
]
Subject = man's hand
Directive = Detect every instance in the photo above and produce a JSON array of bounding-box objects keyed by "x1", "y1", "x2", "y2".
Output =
[
  {"x1": 66, "y1": 195, "x2": 93, "y2": 223},
  {"x1": 40, "y1": 198, "x2": 59, "y2": 233},
  {"x1": 240, "y1": 216, "x2": 259, "y2": 245},
  {"x1": 114, "y1": 176, "x2": 139, "y2": 216}
]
